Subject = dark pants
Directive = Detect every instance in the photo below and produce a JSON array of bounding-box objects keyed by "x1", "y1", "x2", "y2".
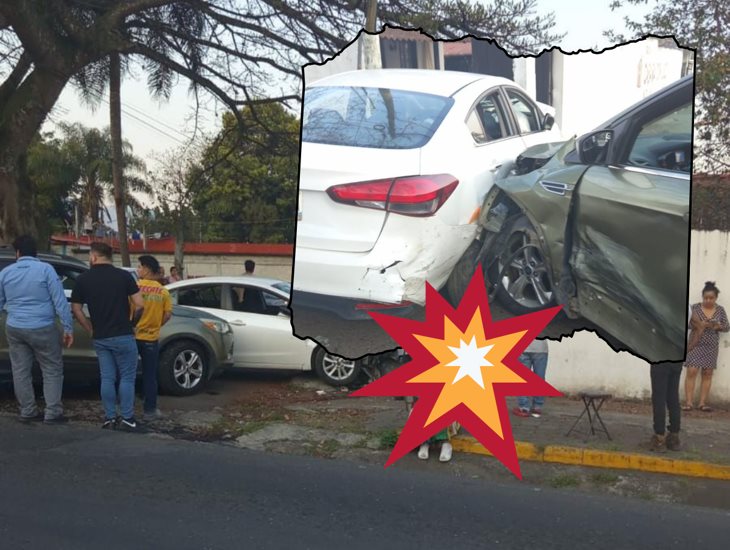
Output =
[
  {"x1": 650, "y1": 361, "x2": 683, "y2": 435},
  {"x1": 136, "y1": 340, "x2": 160, "y2": 413}
]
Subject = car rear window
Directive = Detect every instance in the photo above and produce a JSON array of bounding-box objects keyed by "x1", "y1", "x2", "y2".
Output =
[{"x1": 302, "y1": 86, "x2": 454, "y2": 149}]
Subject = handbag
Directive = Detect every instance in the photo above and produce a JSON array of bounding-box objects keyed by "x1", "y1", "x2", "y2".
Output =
[{"x1": 687, "y1": 311, "x2": 703, "y2": 353}]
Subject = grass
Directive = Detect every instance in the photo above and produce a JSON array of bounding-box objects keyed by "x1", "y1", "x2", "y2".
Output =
[
  {"x1": 549, "y1": 474, "x2": 581, "y2": 489},
  {"x1": 377, "y1": 429, "x2": 400, "y2": 450},
  {"x1": 590, "y1": 472, "x2": 620, "y2": 485}
]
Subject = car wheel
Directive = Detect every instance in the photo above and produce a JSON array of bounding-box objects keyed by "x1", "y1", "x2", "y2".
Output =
[
  {"x1": 489, "y1": 215, "x2": 555, "y2": 315},
  {"x1": 312, "y1": 347, "x2": 361, "y2": 387},
  {"x1": 159, "y1": 340, "x2": 209, "y2": 396}
]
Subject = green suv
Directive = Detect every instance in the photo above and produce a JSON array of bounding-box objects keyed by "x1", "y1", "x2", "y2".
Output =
[{"x1": 0, "y1": 247, "x2": 234, "y2": 395}]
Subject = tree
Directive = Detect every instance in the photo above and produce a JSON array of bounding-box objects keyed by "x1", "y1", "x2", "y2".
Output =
[
  {"x1": 59, "y1": 123, "x2": 149, "y2": 231},
  {"x1": 606, "y1": 0, "x2": 729, "y2": 173},
  {"x1": 191, "y1": 103, "x2": 300, "y2": 243},
  {"x1": 0, "y1": 0, "x2": 563, "y2": 243}
]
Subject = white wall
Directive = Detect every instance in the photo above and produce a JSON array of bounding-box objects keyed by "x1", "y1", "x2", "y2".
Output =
[
  {"x1": 553, "y1": 39, "x2": 686, "y2": 139},
  {"x1": 547, "y1": 230, "x2": 730, "y2": 404}
]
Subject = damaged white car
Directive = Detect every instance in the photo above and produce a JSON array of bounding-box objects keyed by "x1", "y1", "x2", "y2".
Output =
[{"x1": 293, "y1": 69, "x2": 561, "y2": 319}]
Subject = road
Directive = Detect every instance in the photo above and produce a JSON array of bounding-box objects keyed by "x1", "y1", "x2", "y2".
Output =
[{"x1": 1, "y1": 417, "x2": 728, "y2": 550}]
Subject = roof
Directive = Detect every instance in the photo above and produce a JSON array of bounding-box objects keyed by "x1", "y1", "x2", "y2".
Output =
[
  {"x1": 166, "y1": 275, "x2": 291, "y2": 291},
  {"x1": 379, "y1": 28, "x2": 435, "y2": 43},
  {"x1": 444, "y1": 41, "x2": 472, "y2": 57},
  {"x1": 307, "y1": 69, "x2": 512, "y2": 97}
]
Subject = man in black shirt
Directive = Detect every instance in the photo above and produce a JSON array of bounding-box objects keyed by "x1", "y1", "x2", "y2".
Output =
[{"x1": 71, "y1": 243, "x2": 144, "y2": 430}]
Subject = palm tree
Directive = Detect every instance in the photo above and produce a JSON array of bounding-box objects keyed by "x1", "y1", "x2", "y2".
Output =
[{"x1": 60, "y1": 123, "x2": 150, "y2": 239}]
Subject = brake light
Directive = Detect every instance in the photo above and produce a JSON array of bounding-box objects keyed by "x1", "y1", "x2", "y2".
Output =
[{"x1": 326, "y1": 174, "x2": 459, "y2": 217}]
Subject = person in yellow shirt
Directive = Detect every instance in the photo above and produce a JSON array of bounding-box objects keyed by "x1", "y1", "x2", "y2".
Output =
[{"x1": 134, "y1": 255, "x2": 172, "y2": 421}]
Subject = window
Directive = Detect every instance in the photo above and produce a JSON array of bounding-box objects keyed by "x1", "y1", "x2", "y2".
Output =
[
  {"x1": 466, "y1": 111, "x2": 487, "y2": 144},
  {"x1": 53, "y1": 265, "x2": 86, "y2": 294},
  {"x1": 272, "y1": 281, "x2": 291, "y2": 295},
  {"x1": 505, "y1": 89, "x2": 542, "y2": 134},
  {"x1": 474, "y1": 93, "x2": 509, "y2": 141},
  {"x1": 230, "y1": 286, "x2": 282, "y2": 315},
  {"x1": 175, "y1": 286, "x2": 222, "y2": 309},
  {"x1": 302, "y1": 86, "x2": 454, "y2": 149},
  {"x1": 627, "y1": 103, "x2": 692, "y2": 173}
]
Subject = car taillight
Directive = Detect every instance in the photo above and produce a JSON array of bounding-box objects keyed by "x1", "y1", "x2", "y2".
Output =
[{"x1": 326, "y1": 174, "x2": 459, "y2": 217}]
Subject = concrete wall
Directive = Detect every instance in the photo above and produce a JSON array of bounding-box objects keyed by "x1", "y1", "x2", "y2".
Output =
[
  {"x1": 552, "y1": 39, "x2": 686, "y2": 139},
  {"x1": 546, "y1": 230, "x2": 730, "y2": 405}
]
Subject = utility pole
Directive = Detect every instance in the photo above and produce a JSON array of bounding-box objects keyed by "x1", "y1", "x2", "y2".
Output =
[{"x1": 360, "y1": 0, "x2": 381, "y2": 70}]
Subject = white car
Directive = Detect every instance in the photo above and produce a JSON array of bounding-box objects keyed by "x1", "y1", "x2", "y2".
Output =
[
  {"x1": 165, "y1": 276, "x2": 362, "y2": 386},
  {"x1": 293, "y1": 68, "x2": 561, "y2": 319}
]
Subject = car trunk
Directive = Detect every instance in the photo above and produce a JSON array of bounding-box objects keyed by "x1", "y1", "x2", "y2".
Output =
[{"x1": 296, "y1": 141, "x2": 422, "y2": 253}]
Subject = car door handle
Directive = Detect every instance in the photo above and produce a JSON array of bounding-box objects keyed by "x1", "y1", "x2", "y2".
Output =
[
  {"x1": 489, "y1": 164, "x2": 503, "y2": 173},
  {"x1": 230, "y1": 320, "x2": 246, "y2": 326}
]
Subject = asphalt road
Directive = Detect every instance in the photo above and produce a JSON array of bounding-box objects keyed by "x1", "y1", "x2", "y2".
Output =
[{"x1": 1, "y1": 418, "x2": 728, "y2": 550}]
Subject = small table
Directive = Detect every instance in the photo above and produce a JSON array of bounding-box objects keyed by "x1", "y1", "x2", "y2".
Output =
[{"x1": 565, "y1": 393, "x2": 612, "y2": 441}]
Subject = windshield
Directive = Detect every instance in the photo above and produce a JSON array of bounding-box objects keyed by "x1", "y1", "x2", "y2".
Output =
[
  {"x1": 272, "y1": 281, "x2": 291, "y2": 295},
  {"x1": 302, "y1": 85, "x2": 453, "y2": 150}
]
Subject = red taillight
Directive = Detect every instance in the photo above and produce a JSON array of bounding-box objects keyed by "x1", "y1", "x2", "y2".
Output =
[{"x1": 326, "y1": 174, "x2": 459, "y2": 217}]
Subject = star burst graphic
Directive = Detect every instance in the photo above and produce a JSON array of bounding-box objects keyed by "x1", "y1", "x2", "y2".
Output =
[{"x1": 351, "y1": 266, "x2": 563, "y2": 478}]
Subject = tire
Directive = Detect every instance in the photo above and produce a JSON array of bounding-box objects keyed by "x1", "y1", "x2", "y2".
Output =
[
  {"x1": 488, "y1": 215, "x2": 555, "y2": 315},
  {"x1": 159, "y1": 339, "x2": 209, "y2": 396},
  {"x1": 312, "y1": 347, "x2": 361, "y2": 387}
]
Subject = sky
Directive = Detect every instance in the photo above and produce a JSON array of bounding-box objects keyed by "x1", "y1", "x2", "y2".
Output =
[{"x1": 44, "y1": 0, "x2": 651, "y2": 169}]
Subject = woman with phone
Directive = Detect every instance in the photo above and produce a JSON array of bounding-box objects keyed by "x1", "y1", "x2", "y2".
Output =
[{"x1": 683, "y1": 281, "x2": 729, "y2": 412}]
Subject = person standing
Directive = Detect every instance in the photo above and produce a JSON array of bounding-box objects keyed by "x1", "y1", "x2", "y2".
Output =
[
  {"x1": 513, "y1": 338, "x2": 549, "y2": 418},
  {"x1": 0, "y1": 235, "x2": 74, "y2": 424},
  {"x1": 648, "y1": 304, "x2": 694, "y2": 452},
  {"x1": 684, "y1": 281, "x2": 729, "y2": 412},
  {"x1": 244, "y1": 259, "x2": 255, "y2": 275},
  {"x1": 169, "y1": 266, "x2": 183, "y2": 283},
  {"x1": 70, "y1": 242, "x2": 144, "y2": 431},
  {"x1": 134, "y1": 256, "x2": 173, "y2": 421}
]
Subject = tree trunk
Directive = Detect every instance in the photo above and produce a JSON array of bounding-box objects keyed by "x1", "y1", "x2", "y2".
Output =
[
  {"x1": 360, "y1": 0, "x2": 381, "y2": 70},
  {"x1": 174, "y1": 215, "x2": 185, "y2": 278},
  {"x1": 109, "y1": 52, "x2": 131, "y2": 266},
  {"x1": 0, "y1": 67, "x2": 69, "y2": 244}
]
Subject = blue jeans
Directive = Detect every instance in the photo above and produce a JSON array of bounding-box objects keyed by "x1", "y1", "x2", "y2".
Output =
[
  {"x1": 93, "y1": 335, "x2": 138, "y2": 420},
  {"x1": 137, "y1": 340, "x2": 160, "y2": 413},
  {"x1": 518, "y1": 352, "x2": 548, "y2": 411}
]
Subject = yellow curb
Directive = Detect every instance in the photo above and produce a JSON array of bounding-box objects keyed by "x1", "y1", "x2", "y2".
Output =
[{"x1": 451, "y1": 436, "x2": 730, "y2": 481}]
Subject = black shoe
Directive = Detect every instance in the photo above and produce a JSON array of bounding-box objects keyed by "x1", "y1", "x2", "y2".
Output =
[
  {"x1": 43, "y1": 415, "x2": 69, "y2": 425},
  {"x1": 101, "y1": 418, "x2": 117, "y2": 430},
  {"x1": 18, "y1": 413, "x2": 44, "y2": 423},
  {"x1": 118, "y1": 417, "x2": 138, "y2": 432}
]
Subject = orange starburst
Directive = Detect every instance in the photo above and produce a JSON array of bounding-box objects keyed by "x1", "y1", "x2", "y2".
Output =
[{"x1": 351, "y1": 265, "x2": 562, "y2": 478}]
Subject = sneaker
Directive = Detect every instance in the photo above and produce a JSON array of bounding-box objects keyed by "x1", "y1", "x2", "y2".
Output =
[
  {"x1": 439, "y1": 442, "x2": 453, "y2": 463},
  {"x1": 650, "y1": 434, "x2": 667, "y2": 453},
  {"x1": 143, "y1": 409, "x2": 164, "y2": 422},
  {"x1": 101, "y1": 418, "x2": 117, "y2": 430},
  {"x1": 118, "y1": 417, "x2": 138, "y2": 432},
  {"x1": 43, "y1": 415, "x2": 69, "y2": 425},
  {"x1": 18, "y1": 412, "x2": 44, "y2": 423},
  {"x1": 530, "y1": 408, "x2": 542, "y2": 418},
  {"x1": 666, "y1": 432, "x2": 681, "y2": 451},
  {"x1": 417, "y1": 443, "x2": 430, "y2": 460},
  {"x1": 512, "y1": 407, "x2": 530, "y2": 418}
]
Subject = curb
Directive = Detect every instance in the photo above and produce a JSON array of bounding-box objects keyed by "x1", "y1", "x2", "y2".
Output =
[{"x1": 450, "y1": 435, "x2": 730, "y2": 481}]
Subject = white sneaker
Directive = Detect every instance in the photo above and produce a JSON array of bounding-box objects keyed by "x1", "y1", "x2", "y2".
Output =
[
  {"x1": 418, "y1": 443, "x2": 430, "y2": 460},
  {"x1": 439, "y1": 442, "x2": 453, "y2": 463}
]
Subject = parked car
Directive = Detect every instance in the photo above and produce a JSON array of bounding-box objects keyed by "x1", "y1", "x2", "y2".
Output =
[
  {"x1": 166, "y1": 276, "x2": 363, "y2": 386},
  {"x1": 0, "y1": 247, "x2": 234, "y2": 396},
  {"x1": 460, "y1": 74, "x2": 692, "y2": 363},
  {"x1": 292, "y1": 68, "x2": 561, "y2": 320}
]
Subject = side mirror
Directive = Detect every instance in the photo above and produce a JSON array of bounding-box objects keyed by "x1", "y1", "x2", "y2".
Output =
[
  {"x1": 543, "y1": 113, "x2": 555, "y2": 131},
  {"x1": 577, "y1": 129, "x2": 613, "y2": 165}
]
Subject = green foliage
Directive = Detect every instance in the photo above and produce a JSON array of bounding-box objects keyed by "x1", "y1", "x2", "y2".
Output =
[
  {"x1": 606, "y1": 0, "x2": 729, "y2": 173},
  {"x1": 190, "y1": 103, "x2": 300, "y2": 243}
]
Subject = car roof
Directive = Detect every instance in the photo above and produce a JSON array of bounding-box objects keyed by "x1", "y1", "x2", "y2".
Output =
[
  {"x1": 0, "y1": 245, "x2": 87, "y2": 268},
  {"x1": 166, "y1": 276, "x2": 291, "y2": 288},
  {"x1": 306, "y1": 69, "x2": 514, "y2": 97}
]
